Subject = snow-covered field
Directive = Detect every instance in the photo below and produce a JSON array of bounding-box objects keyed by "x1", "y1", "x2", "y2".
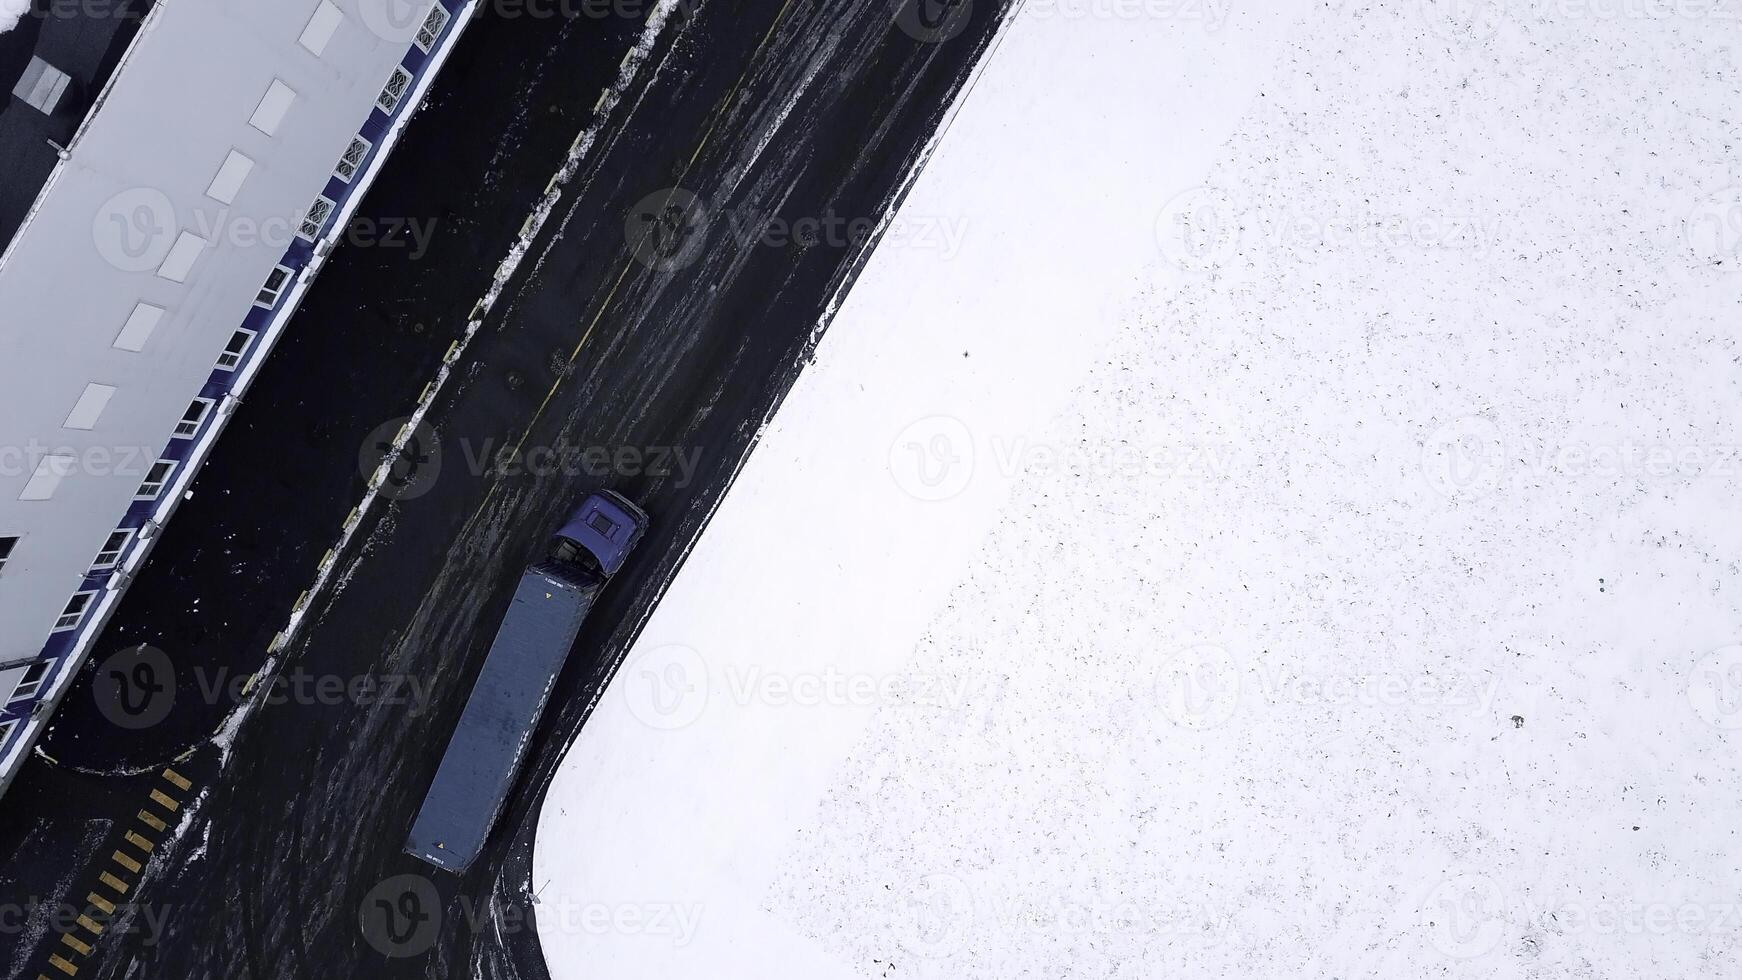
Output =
[{"x1": 534, "y1": 2, "x2": 1742, "y2": 978}]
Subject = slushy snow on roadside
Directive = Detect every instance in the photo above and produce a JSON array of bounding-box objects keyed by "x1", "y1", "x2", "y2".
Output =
[
  {"x1": 536, "y1": 2, "x2": 1742, "y2": 978},
  {"x1": 1, "y1": 0, "x2": 31, "y2": 35}
]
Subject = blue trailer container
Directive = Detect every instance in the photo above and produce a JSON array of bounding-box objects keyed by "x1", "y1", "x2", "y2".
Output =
[{"x1": 406, "y1": 491, "x2": 647, "y2": 873}]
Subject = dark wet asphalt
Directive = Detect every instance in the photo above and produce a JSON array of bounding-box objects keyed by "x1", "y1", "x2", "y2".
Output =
[{"x1": 0, "y1": 0, "x2": 1008, "y2": 976}]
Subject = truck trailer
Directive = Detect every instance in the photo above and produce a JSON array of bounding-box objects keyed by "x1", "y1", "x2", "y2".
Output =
[{"x1": 405, "y1": 490, "x2": 648, "y2": 873}]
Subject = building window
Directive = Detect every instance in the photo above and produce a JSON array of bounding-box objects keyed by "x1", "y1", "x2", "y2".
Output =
[
  {"x1": 377, "y1": 66, "x2": 413, "y2": 115},
  {"x1": 0, "y1": 720, "x2": 16, "y2": 748},
  {"x1": 136, "y1": 460, "x2": 174, "y2": 501},
  {"x1": 173, "y1": 399, "x2": 214, "y2": 439},
  {"x1": 414, "y1": 4, "x2": 451, "y2": 52},
  {"x1": 249, "y1": 79, "x2": 297, "y2": 136},
  {"x1": 8, "y1": 661, "x2": 52, "y2": 703},
  {"x1": 12, "y1": 57, "x2": 71, "y2": 115},
  {"x1": 53, "y1": 592, "x2": 96, "y2": 633},
  {"x1": 91, "y1": 529, "x2": 133, "y2": 572},
  {"x1": 256, "y1": 265, "x2": 293, "y2": 309},
  {"x1": 0, "y1": 536, "x2": 17, "y2": 574},
  {"x1": 215, "y1": 328, "x2": 256, "y2": 372},
  {"x1": 333, "y1": 136, "x2": 371, "y2": 184},
  {"x1": 298, "y1": 196, "x2": 336, "y2": 242}
]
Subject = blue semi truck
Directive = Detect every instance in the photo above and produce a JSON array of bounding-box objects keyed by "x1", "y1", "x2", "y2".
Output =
[{"x1": 405, "y1": 490, "x2": 649, "y2": 873}]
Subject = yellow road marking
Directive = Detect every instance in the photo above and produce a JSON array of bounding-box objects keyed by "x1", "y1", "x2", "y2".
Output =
[
  {"x1": 86, "y1": 894, "x2": 114, "y2": 915},
  {"x1": 498, "y1": 0, "x2": 806, "y2": 470},
  {"x1": 48, "y1": 954, "x2": 76, "y2": 975},
  {"x1": 111, "y1": 851, "x2": 142, "y2": 874},
  {"x1": 59, "y1": 934, "x2": 91, "y2": 956},
  {"x1": 161, "y1": 768, "x2": 191, "y2": 791},
  {"x1": 123, "y1": 831, "x2": 154, "y2": 854},
  {"x1": 97, "y1": 872, "x2": 129, "y2": 895},
  {"x1": 684, "y1": 0, "x2": 801, "y2": 173},
  {"x1": 137, "y1": 810, "x2": 167, "y2": 832},
  {"x1": 147, "y1": 789, "x2": 179, "y2": 812},
  {"x1": 76, "y1": 915, "x2": 104, "y2": 936}
]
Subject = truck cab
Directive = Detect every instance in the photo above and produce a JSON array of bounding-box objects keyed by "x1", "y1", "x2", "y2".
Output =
[{"x1": 550, "y1": 489, "x2": 648, "y2": 577}]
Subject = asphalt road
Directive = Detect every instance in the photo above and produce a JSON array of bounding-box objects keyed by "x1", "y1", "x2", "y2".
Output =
[{"x1": 0, "y1": 0, "x2": 1007, "y2": 976}]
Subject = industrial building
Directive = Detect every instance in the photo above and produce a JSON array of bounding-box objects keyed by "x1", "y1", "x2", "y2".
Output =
[{"x1": 0, "y1": 0, "x2": 470, "y2": 796}]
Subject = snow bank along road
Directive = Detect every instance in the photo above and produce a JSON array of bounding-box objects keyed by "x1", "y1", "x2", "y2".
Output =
[
  {"x1": 0, "y1": 0, "x2": 1010, "y2": 975},
  {"x1": 533, "y1": 1, "x2": 1742, "y2": 978}
]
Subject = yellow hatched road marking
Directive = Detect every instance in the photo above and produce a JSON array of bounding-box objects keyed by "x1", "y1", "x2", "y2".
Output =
[
  {"x1": 147, "y1": 789, "x2": 179, "y2": 812},
  {"x1": 97, "y1": 872, "x2": 129, "y2": 895},
  {"x1": 76, "y1": 914, "x2": 104, "y2": 935},
  {"x1": 59, "y1": 933, "x2": 91, "y2": 955},
  {"x1": 137, "y1": 810, "x2": 167, "y2": 832},
  {"x1": 161, "y1": 768, "x2": 192, "y2": 791},
  {"x1": 111, "y1": 851, "x2": 142, "y2": 874},
  {"x1": 48, "y1": 954, "x2": 77, "y2": 975},
  {"x1": 86, "y1": 894, "x2": 114, "y2": 915}
]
